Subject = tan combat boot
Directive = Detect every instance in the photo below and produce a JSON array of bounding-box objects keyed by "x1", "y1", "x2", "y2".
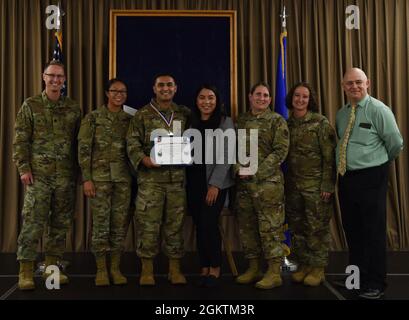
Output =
[
  {"x1": 95, "y1": 255, "x2": 110, "y2": 286},
  {"x1": 291, "y1": 265, "x2": 313, "y2": 283},
  {"x1": 18, "y1": 261, "x2": 35, "y2": 290},
  {"x1": 110, "y1": 252, "x2": 127, "y2": 285},
  {"x1": 43, "y1": 255, "x2": 69, "y2": 284},
  {"x1": 236, "y1": 258, "x2": 263, "y2": 284},
  {"x1": 303, "y1": 267, "x2": 325, "y2": 286},
  {"x1": 255, "y1": 259, "x2": 283, "y2": 289},
  {"x1": 168, "y1": 259, "x2": 187, "y2": 285},
  {"x1": 140, "y1": 258, "x2": 155, "y2": 286}
]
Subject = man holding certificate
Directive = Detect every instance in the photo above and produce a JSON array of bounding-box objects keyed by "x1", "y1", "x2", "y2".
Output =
[{"x1": 127, "y1": 74, "x2": 191, "y2": 286}]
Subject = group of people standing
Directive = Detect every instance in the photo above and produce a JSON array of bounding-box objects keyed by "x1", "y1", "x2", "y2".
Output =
[{"x1": 13, "y1": 61, "x2": 403, "y2": 299}]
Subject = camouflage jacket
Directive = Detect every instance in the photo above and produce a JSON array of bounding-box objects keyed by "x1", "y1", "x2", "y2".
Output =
[
  {"x1": 127, "y1": 99, "x2": 191, "y2": 184},
  {"x1": 286, "y1": 111, "x2": 336, "y2": 193},
  {"x1": 235, "y1": 108, "x2": 289, "y2": 183},
  {"x1": 13, "y1": 91, "x2": 81, "y2": 177},
  {"x1": 78, "y1": 105, "x2": 132, "y2": 183}
]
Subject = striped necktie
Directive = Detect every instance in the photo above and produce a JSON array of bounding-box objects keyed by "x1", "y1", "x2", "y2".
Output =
[{"x1": 337, "y1": 104, "x2": 356, "y2": 176}]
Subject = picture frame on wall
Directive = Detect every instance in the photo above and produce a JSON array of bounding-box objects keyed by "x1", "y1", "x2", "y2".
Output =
[{"x1": 109, "y1": 10, "x2": 238, "y2": 119}]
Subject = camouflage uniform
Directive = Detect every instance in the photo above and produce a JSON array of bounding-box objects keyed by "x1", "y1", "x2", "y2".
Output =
[
  {"x1": 285, "y1": 111, "x2": 336, "y2": 267},
  {"x1": 127, "y1": 99, "x2": 190, "y2": 259},
  {"x1": 78, "y1": 105, "x2": 132, "y2": 256},
  {"x1": 235, "y1": 109, "x2": 289, "y2": 260},
  {"x1": 13, "y1": 91, "x2": 81, "y2": 261}
]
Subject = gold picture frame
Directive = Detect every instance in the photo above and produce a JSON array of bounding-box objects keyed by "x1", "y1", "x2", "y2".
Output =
[{"x1": 109, "y1": 10, "x2": 237, "y2": 119}]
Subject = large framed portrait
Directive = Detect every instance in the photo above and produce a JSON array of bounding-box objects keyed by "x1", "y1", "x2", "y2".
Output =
[{"x1": 109, "y1": 10, "x2": 237, "y2": 119}]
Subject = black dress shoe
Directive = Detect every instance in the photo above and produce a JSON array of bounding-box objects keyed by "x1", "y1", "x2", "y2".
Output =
[
  {"x1": 359, "y1": 288, "x2": 385, "y2": 300},
  {"x1": 197, "y1": 275, "x2": 208, "y2": 287},
  {"x1": 205, "y1": 275, "x2": 220, "y2": 288}
]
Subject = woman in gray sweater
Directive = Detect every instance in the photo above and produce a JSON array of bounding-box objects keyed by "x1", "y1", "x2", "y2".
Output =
[{"x1": 186, "y1": 84, "x2": 235, "y2": 287}]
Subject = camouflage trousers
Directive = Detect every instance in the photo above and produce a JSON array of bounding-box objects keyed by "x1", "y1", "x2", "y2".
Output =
[
  {"x1": 285, "y1": 183, "x2": 333, "y2": 267},
  {"x1": 236, "y1": 180, "x2": 286, "y2": 260},
  {"x1": 17, "y1": 175, "x2": 76, "y2": 261},
  {"x1": 122, "y1": 176, "x2": 138, "y2": 237},
  {"x1": 135, "y1": 182, "x2": 186, "y2": 259},
  {"x1": 90, "y1": 181, "x2": 131, "y2": 257}
]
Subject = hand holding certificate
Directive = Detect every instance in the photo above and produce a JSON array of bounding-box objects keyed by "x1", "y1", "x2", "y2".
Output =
[
  {"x1": 152, "y1": 136, "x2": 193, "y2": 165},
  {"x1": 142, "y1": 156, "x2": 161, "y2": 168}
]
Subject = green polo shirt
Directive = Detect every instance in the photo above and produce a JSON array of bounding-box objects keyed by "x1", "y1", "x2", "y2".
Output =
[{"x1": 335, "y1": 95, "x2": 403, "y2": 170}]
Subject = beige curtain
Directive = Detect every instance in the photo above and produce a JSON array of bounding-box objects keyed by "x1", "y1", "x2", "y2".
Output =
[{"x1": 1, "y1": 0, "x2": 408, "y2": 252}]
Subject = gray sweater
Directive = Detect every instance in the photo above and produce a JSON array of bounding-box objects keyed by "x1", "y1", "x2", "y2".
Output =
[{"x1": 204, "y1": 116, "x2": 235, "y2": 190}]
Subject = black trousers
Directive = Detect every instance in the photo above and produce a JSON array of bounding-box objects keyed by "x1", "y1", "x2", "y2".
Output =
[
  {"x1": 188, "y1": 183, "x2": 228, "y2": 269},
  {"x1": 338, "y1": 162, "x2": 389, "y2": 291}
]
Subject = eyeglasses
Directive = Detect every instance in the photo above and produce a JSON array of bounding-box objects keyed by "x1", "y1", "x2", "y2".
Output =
[
  {"x1": 108, "y1": 90, "x2": 127, "y2": 95},
  {"x1": 44, "y1": 73, "x2": 65, "y2": 80}
]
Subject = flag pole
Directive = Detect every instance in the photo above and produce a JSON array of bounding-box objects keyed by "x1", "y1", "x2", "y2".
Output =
[{"x1": 276, "y1": 5, "x2": 297, "y2": 272}]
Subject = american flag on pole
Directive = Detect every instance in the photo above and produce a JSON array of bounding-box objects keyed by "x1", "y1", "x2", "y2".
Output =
[
  {"x1": 53, "y1": 30, "x2": 63, "y2": 62},
  {"x1": 52, "y1": 3, "x2": 66, "y2": 96}
]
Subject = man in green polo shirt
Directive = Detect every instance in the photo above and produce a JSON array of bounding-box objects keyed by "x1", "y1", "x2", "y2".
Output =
[{"x1": 335, "y1": 68, "x2": 403, "y2": 299}]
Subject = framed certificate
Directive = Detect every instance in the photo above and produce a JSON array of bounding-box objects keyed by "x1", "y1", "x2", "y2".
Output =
[
  {"x1": 109, "y1": 10, "x2": 238, "y2": 120},
  {"x1": 153, "y1": 136, "x2": 193, "y2": 165}
]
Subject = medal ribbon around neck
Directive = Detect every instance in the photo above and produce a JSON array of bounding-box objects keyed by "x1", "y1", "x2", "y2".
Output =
[{"x1": 149, "y1": 101, "x2": 175, "y2": 133}]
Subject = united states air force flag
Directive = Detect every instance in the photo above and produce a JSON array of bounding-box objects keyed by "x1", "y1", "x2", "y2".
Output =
[
  {"x1": 274, "y1": 28, "x2": 292, "y2": 252},
  {"x1": 274, "y1": 29, "x2": 288, "y2": 119}
]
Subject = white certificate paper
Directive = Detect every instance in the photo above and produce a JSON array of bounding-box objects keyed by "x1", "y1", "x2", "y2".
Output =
[
  {"x1": 153, "y1": 136, "x2": 192, "y2": 165},
  {"x1": 239, "y1": 167, "x2": 254, "y2": 176}
]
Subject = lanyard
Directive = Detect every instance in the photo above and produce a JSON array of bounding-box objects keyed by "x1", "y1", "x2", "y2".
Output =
[{"x1": 149, "y1": 101, "x2": 174, "y2": 135}]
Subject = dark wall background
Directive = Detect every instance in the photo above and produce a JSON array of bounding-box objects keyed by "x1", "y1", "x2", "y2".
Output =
[{"x1": 116, "y1": 15, "x2": 231, "y2": 114}]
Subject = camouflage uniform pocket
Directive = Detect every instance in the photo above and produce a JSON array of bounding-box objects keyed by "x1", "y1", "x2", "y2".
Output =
[
  {"x1": 136, "y1": 198, "x2": 147, "y2": 212},
  {"x1": 110, "y1": 162, "x2": 129, "y2": 182},
  {"x1": 62, "y1": 113, "x2": 77, "y2": 133},
  {"x1": 22, "y1": 191, "x2": 35, "y2": 219},
  {"x1": 33, "y1": 112, "x2": 47, "y2": 129}
]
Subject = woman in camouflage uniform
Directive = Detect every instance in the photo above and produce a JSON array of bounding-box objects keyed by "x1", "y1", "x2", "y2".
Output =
[
  {"x1": 285, "y1": 82, "x2": 336, "y2": 286},
  {"x1": 78, "y1": 79, "x2": 132, "y2": 286},
  {"x1": 235, "y1": 82, "x2": 289, "y2": 289}
]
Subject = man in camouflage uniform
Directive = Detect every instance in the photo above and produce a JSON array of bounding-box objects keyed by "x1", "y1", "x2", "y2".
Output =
[
  {"x1": 235, "y1": 82, "x2": 289, "y2": 289},
  {"x1": 78, "y1": 79, "x2": 132, "y2": 286},
  {"x1": 284, "y1": 82, "x2": 336, "y2": 286},
  {"x1": 12, "y1": 61, "x2": 81, "y2": 290},
  {"x1": 127, "y1": 74, "x2": 190, "y2": 286}
]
